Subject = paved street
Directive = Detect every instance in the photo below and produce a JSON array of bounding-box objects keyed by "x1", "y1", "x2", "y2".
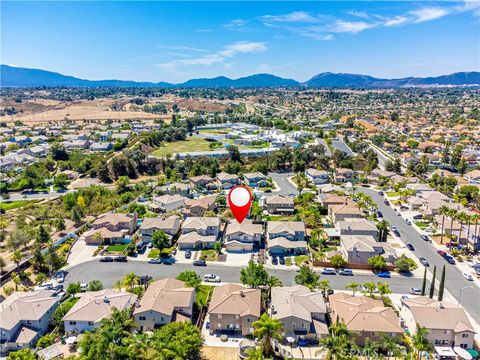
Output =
[
  {"x1": 357, "y1": 187, "x2": 480, "y2": 323},
  {"x1": 2, "y1": 190, "x2": 73, "y2": 201},
  {"x1": 331, "y1": 140, "x2": 354, "y2": 156},
  {"x1": 368, "y1": 144, "x2": 390, "y2": 170},
  {"x1": 64, "y1": 259, "x2": 425, "y2": 294},
  {"x1": 268, "y1": 172, "x2": 298, "y2": 196}
]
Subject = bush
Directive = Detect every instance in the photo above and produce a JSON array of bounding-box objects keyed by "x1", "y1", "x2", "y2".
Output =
[{"x1": 330, "y1": 254, "x2": 347, "y2": 268}]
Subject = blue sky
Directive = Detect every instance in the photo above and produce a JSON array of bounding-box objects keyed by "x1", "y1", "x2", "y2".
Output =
[{"x1": 2, "y1": 1, "x2": 479, "y2": 83}]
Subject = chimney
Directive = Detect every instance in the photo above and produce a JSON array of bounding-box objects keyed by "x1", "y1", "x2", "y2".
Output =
[
  {"x1": 240, "y1": 291, "x2": 245, "y2": 297},
  {"x1": 103, "y1": 296, "x2": 110, "y2": 303}
]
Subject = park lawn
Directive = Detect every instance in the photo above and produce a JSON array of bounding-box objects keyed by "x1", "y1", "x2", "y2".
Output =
[
  {"x1": 106, "y1": 244, "x2": 128, "y2": 252},
  {"x1": 151, "y1": 138, "x2": 211, "y2": 156},
  {"x1": 196, "y1": 285, "x2": 214, "y2": 307},
  {"x1": 0, "y1": 200, "x2": 37, "y2": 211}
]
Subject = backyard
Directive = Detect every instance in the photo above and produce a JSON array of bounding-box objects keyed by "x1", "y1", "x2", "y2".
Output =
[{"x1": 151, "y1": 138, "x2": 212, "y2": 156}]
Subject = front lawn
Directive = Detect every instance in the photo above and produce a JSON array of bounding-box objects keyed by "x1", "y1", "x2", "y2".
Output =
[
  {"x1": 415, "y1": 221, "x2": 430, "y2": 229},
  {"x1": 295, "y1": 255, "x2": 309, "y2": 266},
  {"x1": 106, "y1": 244, "x2": 128, "y2": 253},
  {"x1": 200, "y1": 249, "x2": 218, "y2": 261},
  {"x1": 151, "y1": 138, "x2": 212, "y2": 156},
  {"x1": 386, "y1": 191, "x2": 400, "y2": 197}
]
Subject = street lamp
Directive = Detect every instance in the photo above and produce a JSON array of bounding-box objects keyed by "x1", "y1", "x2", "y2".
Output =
[{"x1": 457, "y1": 286, "x2": 473, "y2": 306}]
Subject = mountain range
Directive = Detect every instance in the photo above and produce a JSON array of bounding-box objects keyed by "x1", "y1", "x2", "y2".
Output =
[{"x1": 1, "y1": 65, "x2": 479, "y2": 88}]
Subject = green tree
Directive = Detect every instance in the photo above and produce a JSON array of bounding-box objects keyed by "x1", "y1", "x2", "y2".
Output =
[
  {"x1": 438, "y1": 265, "x2": 446, "y2": 301},
  {"x1": 88, "y1": 279, "x2": 104, "y2": 291},
  {"x1": 6, "y1": 348, "x2": 38, "y2": 360},
  {"x1": 36, "y1": 225, "x2": 50, "y2": 244},
  {"x1": 318, "y1": 279, "x2": 332, "y2": 298},
  {"x1": 421, "y1": 267, "x2": 427, "y2": 296},
  {"x1": 67, "y1": 282, "x2": 81, "y2": 295},
  {"x1": 295, "y1": 264, "x2": 320, "y2": 289},
  {"x1": 363, "y1": 282, "x2": 377, "y2": 298},
  {"x1": 123, "y1": 272, "x2": 140, "y2": 292},
  {"x1": 320, "y1": 321, "x2": 356, "y2": 360},
  {"x1": 116, "y1": 176, "x2": 130, "y2": 193},
  {"x1": 345, "y1": 281, "x2": 359, "y2": 296},
  {"x1": 11, "y1": 250, "x2": 22, "y2": 273},
  {"x1": 177, "y1": 271, "x2": 202, "y2": 289},
  {"x1": 71, "y1": 206, "x2": 82, "y2": 224},
  {"x1": 377, "y1": 282, "x2": 391, "y2": 297},
  {"x1": 96, "y1": 159, "x2": 111, "y2": 183},
  {"x1": 330, "y1": 254, "x2": 347, "y2": 268},
  {"x1": 240, "y1": 261, "x2": 269, "y2": 288},
  {"x1": 429, "y1": 265, "x2": 436, "y2": 298},
  {"x1": 51, "y1": 297, "x2": 79, "y2": 331},
  {"x1": 151, "y1": 230, "x2": 170, "y2": 256},
  {"x1": 412, "y1": 325, "x2": 433, "y2": 360},
  {"x1": 394, "y1": 256, "x2": 411, "y2": 273},
  {"x1": 150, "y1": 321, "x2": 203, "y2": 359},
  {"x1": 0, "y1": 256, "x2": 6, "y2": 273},
  {"x1": 376, "y1": 220, "x2": 389, "y2": 242},
  {"x1": 54, "y1": 173, "x2": 70, "y2": 189},
  {"x1": 252, "y1": 313, "x2": 283, "y2": 357},
  {"x1": 367, "y1": 255, "x2": 386, "y2": 271}
]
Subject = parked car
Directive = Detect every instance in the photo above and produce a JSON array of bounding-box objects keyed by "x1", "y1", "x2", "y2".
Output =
[
  {"x1": 338, "y1": 268, "x2": 353, "y2": 276},
  {"x1": 394, "y1": 210, "x2": 401, "y2": 216},
  {"x1": 80, "y1": 283, "x2": 89, "y2": 291},
  {"x1": 377, "y1": 271, "x2": 391, "y2": 278},
  {"x1": 405, "y1": 219, "x2": 412, "y2": 225},
  {"x1": 463, "y1": 272, "x2": 474, "y2": 281},
  {"x1": 272, "y1": 257, "x2": 278, "y2": 265},
  {"x1": 444, "y1": 255, "x2": 456, "y2": 265},
  {"x1": 193, "y1": 260, "x2": 207, "y2": 266},
  {"x1": 378, "y1": 191, "x2": 384, "y2": 196},
  {"x1": 148, "y1": 258, "x2": 162, "y2": 264},
  {"x1": 437, "y1": 250, "x2": 447, "y2": 257},
  {"x1": 419, "y1": 257, "x2": 430, "y2": 267},
  {"x1": 412, "y1": 214, "x2": 423, "y2": 220},
  {"x1": 384, "y1": 200, "x2": 390, "y2": 206},
  {"x1": 279, "y1": 256, "x2": 286, "y2": 265},
  {"x1": 185, "y1": 250, "x2": 192, "y2": 259},
  {"x1": 161, "y1": 257, "x2": 175, "y2": 265},
  {"x1": 139, "y1": 275, "x2": 152, "y2": 285},
  {"x1": 393, "y1": 229, "x2": 401, "y2": 237},
  {"x1": 409, "y1": 288, "x2": 422, "y2": 295},
  {"x1": 420, "y1": 235, "x2": 430, "y2": 242},
  {"x1": 321, "y1": 268, "x2": 336, "y2": 275},
  {"x1": 377, "y1": 211, "x2": 383, "y2": 218},
  {"x1": 114, "y1": 256, "x2": 127, "y2": 262},
  {"x1": 56, "y1": 271, "x2": 66, "y2": 283},
  {"x1": 100, "y1": 256, "x2": 114, "y2": 262},
  {"x1": 406, "y1": 243, "x2": 415, "y2": 251},
  {"x1": 204, "y1": 274, "x2": 221, "y2": 283}
]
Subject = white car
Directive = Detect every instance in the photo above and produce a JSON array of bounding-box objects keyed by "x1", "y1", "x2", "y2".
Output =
[
  {"x1": 467, "y1": 261, "x2": 480, "y2": 268},
  {"x1": 204, "y1": 274, "x2": 221, "y2": 283},
  {"x1": 80, "y1": 283, "x2": 89, "y2": 291},
  {"x1": 409, "y1": 288, "x2": 422, "y2": 295},
  {"x1": 463, "y1": 272, "x2": 474, "y2": 281}
]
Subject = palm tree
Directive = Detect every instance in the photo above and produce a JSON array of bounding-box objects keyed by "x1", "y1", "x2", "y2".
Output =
[
  {"x1": 320, "y1": 322, "x2": 355, "y2": 360},
  {"x1": 113, "y1": 280, "x2": 123, "y2": 291},
  {"x1": 252, "y1": 313, "x2": 283, "y2": 357},
  {"x1": 379, "y1": 333, "x2": 402, "y2": 360},
  {"x1": 412, "y1": 325, "x2": 433, "y2": 360},
  {"x1": 465, "y1": 214, "x2": 473, "y2": 250},
  {"x1": 363, "y1": 282, "x2": 377, "y2": 298},
  {"x1": 266, "y1": 275, "x2": 282, "y2": 299},
  {"x1": 345, "y1": 282, "x2": 359, "y2": 296},
  {"x1": 363, "y1": 338, "x2": 379, "y2": 360},
  {"x1": 448, "y1": 209, "x2": 458, "y2": 242},
  {"x1": 472, "y1": 214, "x2": 480, "y2": 251},
  {"x1": 377, "y1": 220, "x2": 389, "y2": 242},
  {"x1": 439, "y1": 205, "x2": 449, "y2": 244},
  {"x1": 318, "y1": 279, "x2": 332, "y2": 299},
  {"x1": 377, "y1": 282, "x2": 391, "y2": 297},
  {"x1": 11, "y1": 272, "x2": 21, "y2": 291},
  {"x1": 457, "y1": 212, "x2": 467, "y2": 243},
  {"x1": 11, "y1": 250, "x2": 22, "y2": 273},
  {"x1": 122, "y1": 272, "x2": 139, "y2": 292}
]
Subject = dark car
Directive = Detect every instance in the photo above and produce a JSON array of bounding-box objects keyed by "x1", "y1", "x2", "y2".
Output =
[
  {"x1": 139, "y1": 275, "x2": 152, "y2": 285},
  {"x1": 161, "y1": 257, "x2": 175, "y2": 265},
  {"x1": 420, "y1": 235, "x2": 430, "y2": 242},
  {"x1": 413, "y1": 214, "x2": 423, "y2": 220},
  {"x1": 384, "y1": 200, "x2": 390, "y2": 206},
  {"x1": 100, "y1": 256, "x2": 114, "y2": 262},
  {"x1": 338, "y1": 268, "x2": 353, "y2": 276},
  {"x1": 378, "y1": 191, "x2": 384, "y2": 196},
  {"x1": 377, "y1": 211, "x2": 383, "y2": 218},
  {"x1": 185, "y1": 250, "x2": 192, "y2": 259},
  {"x1": 272, "y1": 257, "x2": 278, "y2": 265},
  {"x1": 193, "y1": 260, "x2": 207, "y2": 266},
  {"x1": 419, "y1": 257, "x2": 430, "y2": 267},
  {"x1": 377, "y1": 271, "x2": 391, "y2": 278},
  {"x1": 444, "y1": 255, "x2": 456, "y2": 265},
  {"x1": 279, "y1": 256, "x2": 286, "y2": 265},
  {"x1": 393, "y1": 229, "x2": 401, "y2": 237},
  {"x1": 406, "y1": 243, "x2": 415, "y2": 251},
  {"x1": 114, "y1": 256, "x2": 127, "y2": 262}
]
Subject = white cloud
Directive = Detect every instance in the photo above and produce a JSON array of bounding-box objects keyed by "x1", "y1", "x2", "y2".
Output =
[
  {"x1": 383, "y1": 16, "x2": 409, "y2": 27},
  {"x1": 223, "y1": 19, "x2": 247, "y2": 28},
  {"x1": 347, "y1": 10, "x2": 369, "y2": 19},
  {"x1": 328, "y1": 20, "x2": 374, "y2": 33},
  {"x1": 260, "y1": 11, "x2": 317, "y2": 23},
  {"x1": 157, "y1": 41, "x2": 267, "y2": 69},
  {"x1": 409, "y1": 8, "x2": 450, "y2": 23}
]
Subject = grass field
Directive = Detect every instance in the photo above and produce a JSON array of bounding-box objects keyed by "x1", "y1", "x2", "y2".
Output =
[
  {"x1": 151, "y1": 138, "x2": 211, "y2": 156},
  {"x1": 0, "y1": 200, "x2": 37, "y2": 211},
  {"x1": 105, "y1": 244, "x2": 128, "y2": 252}
]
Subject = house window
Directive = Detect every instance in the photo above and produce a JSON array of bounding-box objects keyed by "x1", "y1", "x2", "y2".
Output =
[
  {"x1": 139, "y1": 316, "x2": 146, "y2": 321},
  {"x1": 462, "y1": 334, "x2": 468, "y2": 338},
  {"x1": 434, "y1": 340, "x2": 441, "y2": 345},
  {"x1": 442, "y1": 340, "x2": 449, "y2": 345},
  {"x1": 246, "y1": 318, "x2": 251, "y2": 323},
  {"x1": 88, "y1": 321, "x2": 94, "y2": 326},
  {"x1": 301, "y1": 323, "x2": 305, "y2": 328},
  {"x1": 69, "y1": 321, "x2": 77, "y2": 325},
  {"x1": 27, "y1": 321, "x2": 32, "y2": 325},
  {"x1": 215, "y1": 314, "x2": 222, "y2": 319},
  {"x1": 460, "y1": 344, "x2": 468, "y2": 349},
  {"x1": 234, "y1": 315, "x2": 240, "y2": 320},
  {"x1": 161, "y1": 317, "x2": 164, "y2": 322},
  {"x1": 292, "y1": 323, "x2": 296, "y2": 328}
]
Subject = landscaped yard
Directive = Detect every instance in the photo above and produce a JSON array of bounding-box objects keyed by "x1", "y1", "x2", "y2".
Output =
[
  {"x1": 196, "y1": 284, "x2": 214, "y2": 306},
  {"x1": 0, "y1": 200, "x2": 37, "y2": 211},
  {"x1": 151, "y1": 138, "x2": 212, "y2": 156},
  {"x1": 386, "y1": 191, "x2": 400, "y2": 197},
  {"x1": 295, "y1": 255, "x2": 309, "y2": 266},
  {"x1": 105, "y1": 244, "x2": 129, "y2": 252},
  {"x1": 200, "y1": 249, "x2": 218, "y2": 261},
  {"x1": 415, "y1": 221, "x2": 430, "y2": 229}
]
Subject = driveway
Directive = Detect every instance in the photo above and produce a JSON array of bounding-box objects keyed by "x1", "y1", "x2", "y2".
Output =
[{"x1": 356, "y1": 187, "x2": 480, "y2": 324}]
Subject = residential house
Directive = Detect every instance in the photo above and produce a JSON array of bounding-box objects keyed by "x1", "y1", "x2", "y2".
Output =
[
  {"x1": 265, "y1": 195, "x2": 295, "y2": 214},
  {"x1": 208, "y1": 284, "x2": 261, "y2": 336},
  {"x1": 89, "y1": 142, "x2": 113, "y2": 152},
  {"x1": 243, "y1": 172, "x2": 268, "y2": 188},
  {"x1": 267, "y1": 221, "x2": 307, "y2": 256},
  {"x1": 139, "y1": 216, "x2": 181, "y2": 243},
  {"x1": 318, "y1": 194, "x2": 353, "y2": 208},
  {"x1": 0, "y1": 290, "x2": 60, "y2": 354},
  {"x1": 305, "y1": 168, "x2": 329, "y2": 185},
  {"x1": 400, "y1": 297, "x2": 475, "y2": 349},
  {"x1": 150, "y1": 194, "x2": 187, "y2": 213},
  {"x1": 329, "y1": 293, "x2": 403, "y2": 346},
  {"x1": 340, "y1": 235, "x2": 397, "y2": 265},
  {"x1": 338, "y1": 220, "x2": 379, "y2": 239},
  {"x1": 85, "y1": 213, "x2": 137, "y2": 245},
  {"x1": 177, "y1": 217, "x2": 221, "y2": 250},
  {"x1": 334, "y1": 168, "x2": 354, "y2": 183},
  {"x1": 464, "y1": 169, "x2": 480, "y2": 184},
  {"x1": 224, "y1": 219, "x2": 263, "y2": 252},
  {"x1": 184, "y1": 195, "x2": 217, "y2": 217},
  {"x1": 217, "y1": 172, "x2": 240, "y2": 189},
  {"x1": 133, "y1": 278, "x2": 195, "y2": 331},
  {"x1": 158, "y1": 182, "x2": 190, "y2": 197},
  {"x1": 190, "y1": 175, "x2": 216, "y2": 190},
  {"x1": 329, "y1": 204, "x2": 364, "y2": 223},
  {"x1": 270, "y1": 285, "x2": 328, "y2": 342},
  {"x1": 63, "y1": 289, "x2": 137, "y2": 334}
]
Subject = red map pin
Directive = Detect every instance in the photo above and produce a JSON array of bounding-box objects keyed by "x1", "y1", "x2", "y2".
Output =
[{"x1": 228, "y1": 185, "x2": 253, "y2": 224}]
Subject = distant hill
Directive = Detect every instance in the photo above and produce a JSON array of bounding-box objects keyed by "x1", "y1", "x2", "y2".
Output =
[
  {"x1": 304, "y1": 71, "x2": 480, "y2": 88},
  {"x1": 1, "y1": 64, "x2": 479, "y2": 88}
]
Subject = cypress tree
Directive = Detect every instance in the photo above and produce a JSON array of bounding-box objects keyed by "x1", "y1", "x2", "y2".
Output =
[
  {"x1": 429, "y1": 265, "x2": 436, "y2": 298},
  {"x1": 421, "y1": 267, "x2": 427, "y2": 296},
  {"x1": 438, "y1": 265, "x2": 446, "y2": 301}
]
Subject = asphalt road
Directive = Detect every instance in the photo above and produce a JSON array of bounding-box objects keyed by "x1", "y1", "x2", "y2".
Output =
[
  {"x1": 268, "y1": 172, "x2": 298, "y2": 196},
  {"x1": 357, "y1": 188, "x2": 480, "y2": 323},
  {"x1": 64, "y1": 259, "x2": 424, "y2": 294},
  {"x1": 3, "y1": 190, "x2": 72, "y2": 201},
  {"x1": 331, "y1": 140, "x2": 354, "y2": 156},
  {"x1": 367, "y1": 144, "x2": 390, "y2": 170}
]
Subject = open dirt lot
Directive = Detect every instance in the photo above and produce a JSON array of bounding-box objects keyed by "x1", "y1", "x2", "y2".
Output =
[{"x1": 201, "y1": 346, "x2": 238, "y2": 360}]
